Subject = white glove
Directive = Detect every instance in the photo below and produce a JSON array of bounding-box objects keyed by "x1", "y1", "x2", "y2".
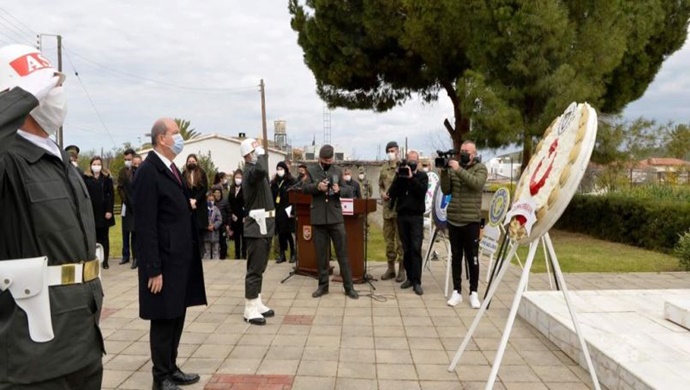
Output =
[
  {"x1": 255, "y1": 146, "x2": 265, "y2": 156},
  {"x1": 15, "y1": 69, "x2": 62, "y2": 102}
]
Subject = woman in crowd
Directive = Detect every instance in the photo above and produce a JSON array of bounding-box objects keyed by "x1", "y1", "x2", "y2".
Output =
[
  {"x1": 227, "y1": 169, "x2": 247, "y2": 259},
  {"x1": 83, "y1": 156, "x2": 115, "y2": 269},
  {"x1": 183, "y1": 154, "x2": 208, "y2": 251},
  {"x1": 270, "y1": 161, "x2": 296, "y2": 263}
]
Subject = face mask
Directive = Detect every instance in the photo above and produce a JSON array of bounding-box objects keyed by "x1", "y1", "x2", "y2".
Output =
[
  {"x1": 207, "y1": 200, "x2": 214, "y2": 208},
  {"x1": 166, "y1": 134, "x2": 184, "y2": 156},
  {"x1": 387, "y1": 152, "x2": 397, "y2": 161},
  {"x1": 235, "y1": 178, "x2": 242, "y2": 186},
  {"x1": 343, "y1": 175, "x2": 352, "y2": 182},
  {"x1": 249, "y1": 152, "x2": 258, "y2": 164},
  {"x1": 124, "y1": 160, "x2": 132, "y2": 168},
  {"x1": 321, "y1": 162, "x2": 331, "y2": 171},
  {"x1": 460, "y1": 151, "x2": 471, "y2": 165},
  {"x1": 222, "y1": 179, "x2": 228, "y2": 185},
  {"x1": 276, "y1": 169, "x2": 285, "y2": 177},
  {"x1": 422, "y1": 167, "x2": 429, "y2": 172},
  {"x1": 71, "y1": 160, "x2": 78, "y2": 168},
  {"x1": 408, "y1": 161, "x2": 418, "y2": 172},
  {"x1": 91, "y1": 165, "x2": 102, "y2": 173},
  {"x1": 358, "y1": 174, "x2": 365, "y2": 180},
  {"x1": 30, "y1": 86, "x2": 67, "y2": 136},
  {"x1": 187, "y1": 163, "x2": 197, "y2": 170}
]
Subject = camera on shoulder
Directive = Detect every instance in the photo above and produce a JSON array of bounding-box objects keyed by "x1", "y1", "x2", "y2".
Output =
[{"x1": 435, "y1": 149, "x2": 457, "y2": 168}]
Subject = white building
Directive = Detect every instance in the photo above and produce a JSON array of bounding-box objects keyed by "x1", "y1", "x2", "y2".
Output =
[
  {"x1": 485, "y1": 151, "x2": 521, "y2": 182},
  {"x1": 138, "y1": 133, "x2": 288, "y2": 177}
]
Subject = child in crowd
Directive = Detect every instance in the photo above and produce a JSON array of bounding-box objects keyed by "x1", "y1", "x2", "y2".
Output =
[{"x1": 204, "y1": 191, "x2": 223, "y2": 259}]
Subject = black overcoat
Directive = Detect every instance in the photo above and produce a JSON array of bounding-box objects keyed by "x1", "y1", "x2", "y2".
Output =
[
  {"x1": 132, "y1": 151, "x2": 207, "y2": 320},
  {"x1": 83, "y1": 173, "x2": 115, "y2": 228}
]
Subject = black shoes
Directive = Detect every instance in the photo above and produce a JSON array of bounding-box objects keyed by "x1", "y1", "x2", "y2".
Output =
[
  {"x1": 119, "y1": 258, "x2": 129, "y2": 265},
  {"x1": 276, "y1": 252, "x2": 286, "y2": 263},
  {"x1": 152, "y1": 378, "x2": 180, "y2": 390},
  {"x1": 345, "y1": 290, "x2": 359, "y2": 299},
  {"x1": 312, "y1": 287, "x2": 329, "y2": 298},
  {"x1": 170, "y1": 370, "x2": 200, "y2": 385},
  {"x1": 102, "y1": 261, "x2": 109, "y2": 269},
  {"x1": 400, "y1": 280, "x2": 413, "y2": 289},
  {"x1": 289, "y1": 253, "x2": 296, "y2": 263},
  {"x1": 131, "y1": 259, "x2": 138, "y2": 269},
  {"x1": 413, "y1": 284, "x2": 424, "y2": 296}
]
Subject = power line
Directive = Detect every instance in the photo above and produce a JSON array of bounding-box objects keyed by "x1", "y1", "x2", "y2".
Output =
[
  {"x1": 63, "y1": 47, "x2": 118, "y2": 149},
  {"x1": 0, "y1": 19, "x2": 35, "y2": 46},
  {"x1": 62, "y1": 45, "x2": 257, "y2": 94},
  {"x1": 0, "y1": 8, "x2": 38, "y2": 36}
]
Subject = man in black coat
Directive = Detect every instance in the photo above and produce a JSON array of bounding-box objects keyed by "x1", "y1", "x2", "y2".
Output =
[
  {"x1": 0, "y1": 44, "x2": 104, "y2": 389},
  {"x1": 387, "y1": 150, "x2": 429, "y2": 295},
  {"x1": 117, "y1": 148, "x2": 137, "y2": 266},
  {"x1": 302, "y1": 145, "x2": 359, "y2": 299},
  {"x1": 133, "y1": 118, "x2": 207, "y2": 390}
]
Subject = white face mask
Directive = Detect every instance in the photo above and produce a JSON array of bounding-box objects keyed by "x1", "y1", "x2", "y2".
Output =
[
  {"x1": 71, "y1": 160, "x2": 78, "y2": 168},
  {"x1": 276, "y1": 169, "x2": 285, "y2": 177},
  {"x1": 124, "y1": 160, "x2": 132, "y2": 168},
  {"x1": 91, "y1": 165, "x2": 102, "y2": 174},
  {"x1": 387, "y1": 151, "x2": 397, "y2": 161},
  {"x1": 343, "y1": 175, "x2": 351, "y2": 182},
  {"x1": 422, "y1": 167, "x2": 429, "y2": 172},
  {"x1": 30, "y1": 86, "x2": 67, "y2": 136},
  {"x1": 358, "y1": 174, "x2": 365, "y2": 180},
  {"x1": 249, "y1": 152, "x2": 258, "y2": 164},
  {"x1": 235, "y1": 178, "x2": 242, "y2": 186}
]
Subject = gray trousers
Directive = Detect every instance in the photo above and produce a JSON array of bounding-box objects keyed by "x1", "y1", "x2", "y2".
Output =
[
  {"x1": 313, "y1": 223, "x2": 354, "y2": 291},
  {"x1": 245, "y1": 237, "x2": 270, "y2": 299}
]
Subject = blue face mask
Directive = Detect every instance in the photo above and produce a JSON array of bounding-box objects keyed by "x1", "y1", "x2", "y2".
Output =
[{"x1": 168, "y1": 134, "x2": 184, "y2": 156}]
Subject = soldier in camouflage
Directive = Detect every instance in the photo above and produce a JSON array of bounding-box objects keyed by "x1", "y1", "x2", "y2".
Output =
[{"x1": 379, "y1": 141, "x2": 404, "y2": 282}]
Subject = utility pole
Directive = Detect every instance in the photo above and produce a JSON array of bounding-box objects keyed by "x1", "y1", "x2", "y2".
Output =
[{"x1": 260, "y1": 79, "x2": 268, "y2": 150}]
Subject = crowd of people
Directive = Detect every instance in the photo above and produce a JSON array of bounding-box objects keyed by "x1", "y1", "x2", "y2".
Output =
[{"x1": 0, "y1": 43, "x2": 488, "y2": 389}]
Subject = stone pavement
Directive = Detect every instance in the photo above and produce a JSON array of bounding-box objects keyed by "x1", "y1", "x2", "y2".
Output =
[{"x1": 98, "y1": 255, "x2": 690, "y2": 390}]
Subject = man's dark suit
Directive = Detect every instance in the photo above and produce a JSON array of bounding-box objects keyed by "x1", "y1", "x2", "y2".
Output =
[
  {"x1": 302, "y1": 163, "x2": 356, "y2": 293},
  {"x1": 132, "y1": 151, "x2": 207, "y2": 385}
]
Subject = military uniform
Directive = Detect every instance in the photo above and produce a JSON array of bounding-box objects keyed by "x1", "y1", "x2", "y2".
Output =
[
  {"x1": 0, "y1": 87, "x2": 104, "y2": 387},
  {"x1": 303, "y1": 163, "x2": 357, "y2": 296},
  {"x1": 379, "y1": 159, "x2": 404, "y2": 281},
  {"x1": 242, "y1": 154, "x2": 276, "y2": 300}
]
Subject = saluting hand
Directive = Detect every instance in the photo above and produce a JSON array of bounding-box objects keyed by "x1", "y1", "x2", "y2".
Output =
[{"x1": 148, "y1": 275, "x2": 163, "y2": 294}]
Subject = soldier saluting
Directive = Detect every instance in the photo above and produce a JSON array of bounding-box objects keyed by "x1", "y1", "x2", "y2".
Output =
[{"x1": 0, "y1": 44, "x2": 105, "y2": 388}]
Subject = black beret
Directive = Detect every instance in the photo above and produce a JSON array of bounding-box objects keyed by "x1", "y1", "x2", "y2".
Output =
[{"x1": 385, "y1": 141, "x2": 398, "y2": 151}]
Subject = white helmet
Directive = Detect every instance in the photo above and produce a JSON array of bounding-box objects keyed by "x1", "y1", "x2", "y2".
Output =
[
  {"x1": 0, "y1": 44, "x2": 63, "y2": 92},
  {"x1": 240, "y1": 138, "x2": 257, "y2": 157}
]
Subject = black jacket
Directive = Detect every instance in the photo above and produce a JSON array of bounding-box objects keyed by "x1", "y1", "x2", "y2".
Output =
[
  {"x1": 117, "y1": 166, "x2": 136, "y2": 232},
  {"x1": 132, "y1": 151, "x2": 207, "y2": 320},
  {"x1": 302, "y1": 163, "x2": 353, "y2": 225},
  {"x1": 388, "y1": 169, "x2": 429, "y2": 216},
  {"x1": 227, "y1": 184, "x2": 245, "y2": 231},
  {"x1": 0, "y1": 87, "x2": 103, "y2": 384},
  {"x1": 242, "y1": 155, "x2": 276, "y2": 238},
  {"x1": 184, "y1": 168, "x2": 208, "y2": 232},
  {"x1": 271, "y1": 175, "x2": 297, "y2": 234},
  {"x1": 83, "y1": 173, "x2": 115, "y2": 229}
]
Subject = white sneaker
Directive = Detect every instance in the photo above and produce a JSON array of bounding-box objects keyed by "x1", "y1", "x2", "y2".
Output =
[
  {"x1": 447, "y1": 290, "x2": 463, "y2": 306},
  {"x1": 469, "y1": 291, "x2": 481, "y2": 309}
]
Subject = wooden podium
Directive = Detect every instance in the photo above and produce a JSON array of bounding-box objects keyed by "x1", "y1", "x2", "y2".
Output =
[{"x1": 288, "y1": 191, "x2": 376, "y2": 283}]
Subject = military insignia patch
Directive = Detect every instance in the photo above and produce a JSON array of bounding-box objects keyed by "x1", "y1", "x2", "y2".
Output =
[{"x1": 303, "y1": 225, "x2": 312, "y2": 241}]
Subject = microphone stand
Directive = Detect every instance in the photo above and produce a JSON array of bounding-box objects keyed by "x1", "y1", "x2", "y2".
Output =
[
  {"x1": 281, "y1": 181, "x2": 302, "y2": 284},
  {"x1": 361, "y1": 182, "x2": 377, "y2": 290}
]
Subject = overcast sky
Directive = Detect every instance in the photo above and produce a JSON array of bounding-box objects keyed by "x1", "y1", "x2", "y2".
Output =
[{"x1": 3, "y1": 1, "x2": 689, "y2": 160}]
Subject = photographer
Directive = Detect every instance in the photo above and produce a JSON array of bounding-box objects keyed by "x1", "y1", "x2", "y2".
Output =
[
  {"x1": 387, "y1": 150, "x2": 429, "y2": 295},
  {"x1": 440, "y1": 141, "x2": 487, "y2": 309}
]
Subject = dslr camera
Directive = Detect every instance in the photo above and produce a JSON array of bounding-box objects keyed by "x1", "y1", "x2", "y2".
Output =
[
  {"x1": 396, "y1": 159, "x2": 411, "y2": 178},
  {"x1": 435, "y1": 149, "x2": 457, "y2": 168}
]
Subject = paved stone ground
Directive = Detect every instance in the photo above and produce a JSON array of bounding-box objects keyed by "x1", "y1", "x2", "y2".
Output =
[{"x1": 99, "y1": 252, "x2": 690, "y2": 390}]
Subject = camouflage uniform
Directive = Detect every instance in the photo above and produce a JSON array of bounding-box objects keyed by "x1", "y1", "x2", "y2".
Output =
[{"x1": 379, "y1": 159, "x2": 404, "y2": 281}]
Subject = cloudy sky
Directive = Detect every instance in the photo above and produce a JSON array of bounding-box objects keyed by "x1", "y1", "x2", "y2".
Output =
[{"x1": 3, "y1": 1, "x2": 689, "y2": 160}]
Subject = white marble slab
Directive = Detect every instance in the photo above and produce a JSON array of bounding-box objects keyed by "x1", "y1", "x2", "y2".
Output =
[
  {"x1": 665, "y1": 298, "x2": 690, "y2": 330},
  {"x1": 518, "y1": 289, "x2": 690, "y2": 390}
]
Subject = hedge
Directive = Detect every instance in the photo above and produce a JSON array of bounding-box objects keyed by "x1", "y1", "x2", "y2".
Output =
[{"x1": 555, "y1": 194, "x2": 690, "y2": 253}]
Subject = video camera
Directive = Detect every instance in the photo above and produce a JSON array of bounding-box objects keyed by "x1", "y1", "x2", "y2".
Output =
[{"x1": 435, "y1": 149, "x2": 457, "y2": 168}]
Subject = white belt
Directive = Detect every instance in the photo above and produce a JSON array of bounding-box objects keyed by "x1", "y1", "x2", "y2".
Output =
[{"x1": 46, "y1": 260, "x2": 100, "y2": 286}]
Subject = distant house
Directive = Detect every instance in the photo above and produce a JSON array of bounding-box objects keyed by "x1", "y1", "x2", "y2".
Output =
[
  {"x1": 485, "y1": 151, "x2": 522, "y2": 183},
  {"x1": 138, "y1": 133, "x2": 288, "y2": 177},
  {"x1": 636, "y1": 157, "x2": 690, "y2": 184}
]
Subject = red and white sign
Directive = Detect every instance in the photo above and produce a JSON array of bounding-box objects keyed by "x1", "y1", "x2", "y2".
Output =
[
  {"x1": 10, "y1": 53, "x2": 52, "y2": 76},
  {"x1": 341, "y1": 198, "x2": 354, "y2": 215}
]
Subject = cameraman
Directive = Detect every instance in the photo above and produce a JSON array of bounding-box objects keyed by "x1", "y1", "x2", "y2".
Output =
[
  {"x1": 387, "y1": 150, "x2": 429, "y2": 295},
  {"x1": 440, "y1": 140, "x2": 487, "y2": 309}
]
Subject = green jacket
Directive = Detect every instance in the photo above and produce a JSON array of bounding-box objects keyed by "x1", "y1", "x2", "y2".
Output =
[
  {"x1": 303, "y1": 163, "x2": 353, "y2": 225},
  {"x1": 378, "y1": 160, "x2": 398, "y2": 219},
  {"x1": 440, "y1": 162, "x2": 487, "y2": 225}
]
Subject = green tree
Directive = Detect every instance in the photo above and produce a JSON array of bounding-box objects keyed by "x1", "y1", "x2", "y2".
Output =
[
  {"x1": 174, "y1": 118, "x2": 201, "y2": 140},
  {"x1": 288, "y1": 0, "x2": 475, "y2": 150},
  {"x1": 196, "y1": 151, "x2": 218, "y2": 184},
  {"x1": 664, "y1": 123, "x2": 690, "y2": 160}
]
